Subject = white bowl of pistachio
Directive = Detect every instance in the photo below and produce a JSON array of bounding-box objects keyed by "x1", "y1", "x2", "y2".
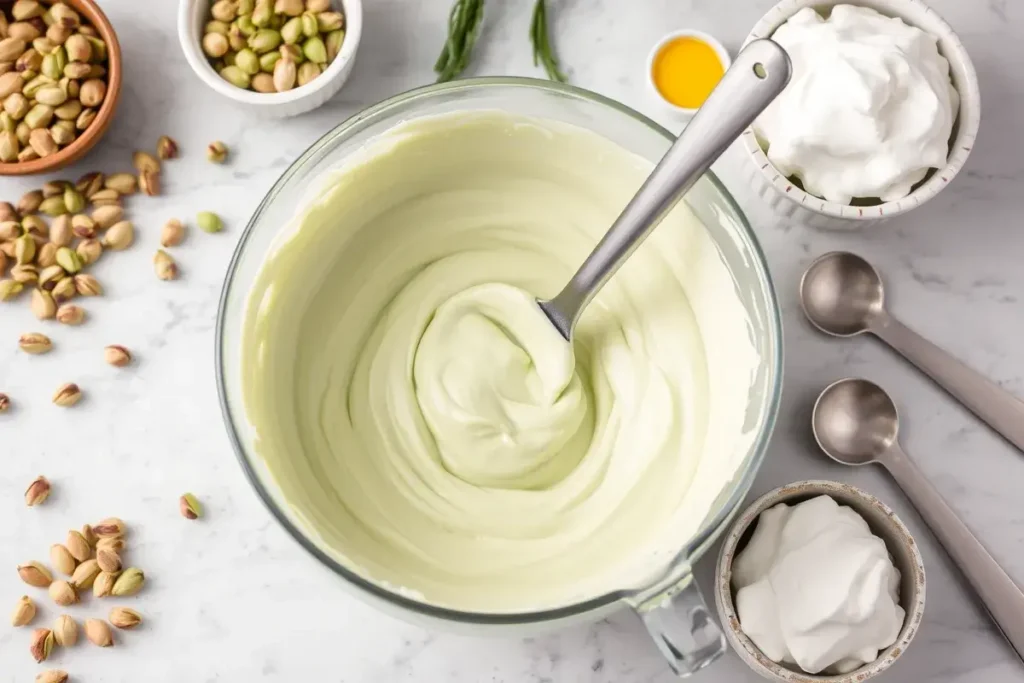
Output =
[{"x1": 177, "y1": 0, "x2": 361, "y2": 117}]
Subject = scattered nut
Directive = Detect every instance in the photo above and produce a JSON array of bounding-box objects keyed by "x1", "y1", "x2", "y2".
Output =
[
  {"x1": 109, "y1": 606, "x2": 141, "y2": 630},
  {"x1": 49, "y1": 544, "x2": 77, "y2": 576},
  {"x1": 48, "y1": 580, "x2": 78, "y2": 606},
  {"x1": 73, "y1": 272, "x2": 101, "y2": 296},
  {"x1": 50, "y1": 215, "x2": 73, "y2": 246},
  {"x1": 52, "y1": 276, "x2": 76, "y2": 303},
  {"x1": 36, "y1": 670, "x2": 69, "y2": 683},
  {"x1": 76, "y1": 238, "x2": 101, "y2": 265},
  {"x1": 25, "y1": 475, "x2": 51, "y2": 506},
  {"x1": 71, "y1": 213, "x2": 97, "y2": 238},
  {"x1": 52, "y1": 382, "x2": 81, "y2": 407},
  {"x1": 37, "y1": 242, "x2": 58, "y2": 267},
  {"x1": 157, "y1": 134, "x2": 179, "y2": 159},
  {"x1": 56, "y1": 302, "x2": 84, "y2": 325},
  {"x1": 66, "y1": 530, "x2": 91, "y2": 562},
  {"x1": 93, "y1": 517, "x2": 126, "y2": 539},
  {"x1": 197, "y1": 210, "x2": 223, "y2": 233},
  {"x1": 91, "y1": 204, "x2": 122, "y2": 229},
  {"x1": 180, "y1": 492, "x2": 203, "y2": 520},
  {"x1": 153, "y1": 249, "x2": 177, "y2": 280},
  {"x1": 96, "y1": 537, "x2": 125, "y2": 554},
  {"x1": 132, "y1": 149, "x2": 160, "y2": 174},
  {"x1": 92, "y1": 570, "x2": 116, "y2": 598},
  {"x1": 81, "y1": 523, "x2": 97, "y2": 547},
  {"x1": 111, "y1": 567, "x2": 144, "y2": 596},
  {"x1": 102, "y1": 219, "x2": 133, "y2": 250},
  {"x1": 71, "y1": 558, "x2": 100, "y2": 590},
  {"x1": 139, "y1": 169, "x2": 160, "y2": 196},
  {"x1": 103, "y1": 344, "x2": 131, "y2": 367},
  {"x1": 84, "y1": 618, "x2": 113, "y2": 647},
  {"x1": 55, "y1": 245, "x2": 83, "y2": 273},
  {"x1": 53, "y1": 614, "x2": 78, "y2": 647},
  {"x1": 18, "y1": 561, "x2": 53, "y2": 588},
  {"x1": 32, "y1": 287, "x2": 56, "y2": 319},
  {"x1": 160, "y1": 218, "x2": 186, "y2": 247},
  {"x1": 0, "y1": 392, "x2": 10, "y2": 412},
  {"x1": 96, "y1": 548, "x2": 121, "y2": 574},
  {"x1": 30, "y1": 627, "x2": 55, "y2": 662},
  {"x1": 206, "y1": 140, "x2": 228, "y2": 163},
  {"x1": 19, "y1": 331, "x2": 52, "y2": 354},
  {"x1": 103, "y1": 172, "x2": 137, "y2": 195},
  {"x1": 11, "y1": 596, "x2": 36, "y2": 627}
]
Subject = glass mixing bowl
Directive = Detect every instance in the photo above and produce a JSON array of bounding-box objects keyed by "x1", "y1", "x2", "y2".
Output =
[{"x1": 217, "y1": 78, "x2": 782, "y2": 677}]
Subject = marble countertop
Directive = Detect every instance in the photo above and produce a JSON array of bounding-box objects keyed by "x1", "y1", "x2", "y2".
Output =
[{"x1": 3, "y1": 0, "x2": 1024, "y2": 681}]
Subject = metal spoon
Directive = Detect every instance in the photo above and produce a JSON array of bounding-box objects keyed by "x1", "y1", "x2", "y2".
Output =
[
  {"x1": 813, "y1": 378, "x2": 1024, "y2": 664},
  {"x1": 538, "y1": 39, "x2": 792, "y2": 339},
  {"x1": 801, "y1": 251, "x2": 1024, "y2": 454}
]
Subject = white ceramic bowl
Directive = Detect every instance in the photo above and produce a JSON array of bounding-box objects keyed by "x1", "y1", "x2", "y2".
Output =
[
  {"x1": 645, "y1": 29, "x2": 732, "y2": 117},
  {"x1": 741, "y1": 0, "x2": 981, "y2": 229},
  {"x1": 714, "y1": 480, "x2": 926, "y2": 682},
  {"x1": 178, "y1": 0, "x2": 362, "y2": 118}
]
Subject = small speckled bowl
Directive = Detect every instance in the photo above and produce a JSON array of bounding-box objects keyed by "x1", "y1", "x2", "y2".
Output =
[{"x1": 714, "y1": 480, "x2": 926, "y2": 682}]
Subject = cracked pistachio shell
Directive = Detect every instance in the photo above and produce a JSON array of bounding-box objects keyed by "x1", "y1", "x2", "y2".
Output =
[
  {"x1": 31, "y1": 287, "x2": 56, "y2": 319},
  {"x1": 49, "y1": 544, "x2": 76, "y2": 576},
  {"x1": 53, "y1": 614, "x2": 77, "y2": 646},
  {"x1": 50, "y1": 215, "x2": 72, "y2": 246},
  {"x1": 11, "y1": 596, "x2": 36, "y2": 626},
  {"x1": 71, "y1": 559, "x2": 99, "y2": 589},
  {"x1": 76, "y1": 238, "x2": 101, "y2": 265}
]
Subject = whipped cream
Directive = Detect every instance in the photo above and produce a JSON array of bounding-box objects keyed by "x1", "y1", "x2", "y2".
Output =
[
  {"x1": 733, "y1": 495, "x2": 905, "y2": 675},
  {"x1": 754, "y1": 5, "x2": 959, "y2": 203}
]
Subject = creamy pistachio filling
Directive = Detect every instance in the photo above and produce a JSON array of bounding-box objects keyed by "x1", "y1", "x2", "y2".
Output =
[{"x1": 241, "y1": 111, "x2": 760, "y2": 612}]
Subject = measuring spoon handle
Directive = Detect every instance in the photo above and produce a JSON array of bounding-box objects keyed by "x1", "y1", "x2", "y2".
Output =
[
  {"x1": 869, "y1": 311, "x2": 1024, "y2": 454},
  {"x1": 882, "y1": 442, "x2": 1024, "y2": 663}
]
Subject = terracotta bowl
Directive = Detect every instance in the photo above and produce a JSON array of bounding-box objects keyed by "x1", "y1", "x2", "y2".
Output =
[{"x1": 0, "y1": 0, "x2": 122, "y2": 176}]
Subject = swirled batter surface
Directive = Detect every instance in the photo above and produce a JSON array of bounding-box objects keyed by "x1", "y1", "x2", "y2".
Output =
[{"x1": 242, "y1": 112, "x2": 760, "y2": 612}]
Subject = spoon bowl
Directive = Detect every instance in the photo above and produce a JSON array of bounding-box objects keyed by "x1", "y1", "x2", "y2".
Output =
[
  {"x1": 800, "y1": 252, "x2": 885, "y2": 337},
  {"x1": 812, "y1": 378, "x2": 899, "y2": 465}
]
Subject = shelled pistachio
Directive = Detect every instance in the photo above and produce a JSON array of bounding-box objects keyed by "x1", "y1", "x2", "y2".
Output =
[{"x1": 201, "y1": 0, "x2": 345, "y2": 93}]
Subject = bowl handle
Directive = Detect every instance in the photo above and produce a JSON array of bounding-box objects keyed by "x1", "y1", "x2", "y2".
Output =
[{"x1": 626, "y1": 563, "x2": 726, "y2": 677}]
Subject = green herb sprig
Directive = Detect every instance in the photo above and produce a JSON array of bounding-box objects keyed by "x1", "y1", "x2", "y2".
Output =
[
  {"x1": 434, "y1": 0, "x2": 486, "y2": 82},
  {"x1": 530, "y1": 0, "x2": 566, "y2": 82},
  {"x1": 434, "y1": 0, "x2": 568, "y2": 84}
]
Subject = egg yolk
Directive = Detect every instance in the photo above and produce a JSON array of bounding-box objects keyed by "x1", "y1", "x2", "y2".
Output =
[{"x1": 652, "y1": 36, "x2": 725, "y2": 109}]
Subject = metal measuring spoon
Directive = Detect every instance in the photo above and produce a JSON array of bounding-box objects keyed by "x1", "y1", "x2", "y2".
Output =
[
  {"x1": 538, "y1": 40, "x2": 792, "y2": 339},
  {"x1": 801, "y1": 251, "x2": 1024, "y2": 454},
  {"x1": 812, "y1": 378, "x2": 1024, "y2": 663}
]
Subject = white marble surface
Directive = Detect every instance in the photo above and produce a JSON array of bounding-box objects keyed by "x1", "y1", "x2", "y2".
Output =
[{"x1": 3, "y1": 0, "x2": 1024, "y2": 681}]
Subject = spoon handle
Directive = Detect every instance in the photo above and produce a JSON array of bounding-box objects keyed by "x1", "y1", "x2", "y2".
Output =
[
  {"x1": 541, "y1": 40, "x2": 791, "y2": 338},
  {"x1": 870, "y1": 312, "x2": 1024, "y2": 454},
  {"x1": 883, "y1": 441, "x2": 1024, "y2": 663}
]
